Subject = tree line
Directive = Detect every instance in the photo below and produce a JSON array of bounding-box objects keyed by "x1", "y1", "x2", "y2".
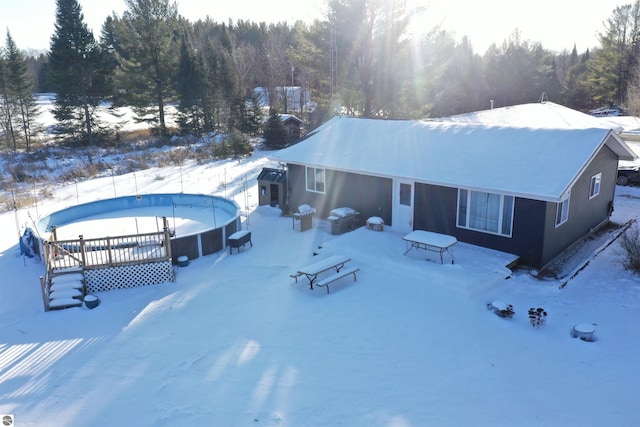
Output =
[{"x1": 2, "y1": 0, "x2": 640, "y2": 151}]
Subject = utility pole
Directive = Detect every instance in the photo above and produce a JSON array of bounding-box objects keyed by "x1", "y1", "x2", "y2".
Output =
[{"x1": 330, "y1": 15, "x2": 338, "y2": 115}]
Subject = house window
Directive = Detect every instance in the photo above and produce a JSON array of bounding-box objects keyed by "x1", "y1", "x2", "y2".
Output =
[
  {"x1": 589, "y1": 173, "x2": 601, "y2": 199},
  {"x1": 556, "y1": 192, "x2": 570, "y2": 227},
  {"x1": 305, "y1": 167, "x2": 325, "y2": 193},
  {"x1": 457, "y1": 189, "x2": 514, "y2": 237},
  {"x1": 399, "y1": 183, "x2": 411, "y2": 206}
]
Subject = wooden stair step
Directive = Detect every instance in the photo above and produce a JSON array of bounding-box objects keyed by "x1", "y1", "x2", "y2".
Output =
[
  {"x1": 48, "y1": 298, "x2": 82, "y2": 309},
  {"x1": 51, "y1": 273, "x2": 84, "y2": 283},
  {"x1": 50, "y1": 281, "x2": 84, "y2": 291},
  {"x1": 49, "y1": 288, "x2": 83, "y2": 299}
]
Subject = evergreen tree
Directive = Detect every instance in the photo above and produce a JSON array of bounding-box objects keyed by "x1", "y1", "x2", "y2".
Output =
[
  {"x1": 237, "y1": 91, "x2": 264, "y2": 136},
  {"x1": 425, "y1": 34, "x2": 487, "y2": 117},
  {"x1": 176, "y1": 32, "x2": 206, "y2": 136},
  {"x1": 263, "y1": 108, "x2": 285, "y2": 149},
  {"x1": 117, "y1": 0, "x2": 181, "y2": 136},
  {"x1": 329, "y1": 0, "x2": 411, "y2": 118},
  {"x1": 0, "y1": 48, "x2": 14, "y2": 149},
  {"x1": 286, "y1": 20, "x2": 331, "y2": 126},
  {"x1": 483, "y1": 30, "x2": 560, "y2": 108},
  {"x1": 175, "y1": 21, "x2": 244, "y2": 136},
  {"x1": 4, "y1": 32, "x2": 40, "y2": 151},
  {"x1": 586, "y1": 2, "x2": 640, "y2": 106},
  {"x1": 48, "y1": 0, "x2": 111, "y2": 145},
  {"x1": 562, "y1": 48, "x2": 592, "y2": 110}
]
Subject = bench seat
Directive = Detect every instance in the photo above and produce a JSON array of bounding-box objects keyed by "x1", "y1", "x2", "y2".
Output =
[
  {"x1": 315, "y1": 266, "x2": 360, "y2": 294},
  {"x1": 227, "y1": 230, "x2": 252, "y2": 254}
]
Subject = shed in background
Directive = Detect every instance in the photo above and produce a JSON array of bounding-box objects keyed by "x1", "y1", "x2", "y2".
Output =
[{"x1": 257, "y1": 167, "x2": 287, "y2": 210}]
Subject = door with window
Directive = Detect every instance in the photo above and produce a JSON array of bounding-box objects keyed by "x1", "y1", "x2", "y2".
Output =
[{"x1": 393, "y1": 180, "x2": 414, "y2": 232}]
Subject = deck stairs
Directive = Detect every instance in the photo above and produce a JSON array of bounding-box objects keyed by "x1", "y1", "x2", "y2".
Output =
[{"x1": 40, "y1": 267, "x2": 86, "y2": 311}]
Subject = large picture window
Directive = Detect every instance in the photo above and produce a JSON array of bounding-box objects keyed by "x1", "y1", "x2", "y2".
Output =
[
  {"x1": 556, "y1": 192, "x2": 570, "y2": 227},
  {"x1": 305, "y1": 167, "x2": 325, "y2": 193},
  {"x1": 457, "y1": 189, "x2": 514, "y2": 237}
]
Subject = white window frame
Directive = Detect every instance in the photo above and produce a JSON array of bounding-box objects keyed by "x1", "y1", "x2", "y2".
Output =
[
  {"x1": 589, "y1": 173, "x2": 601, "y2": 199},
  {"x1": 399, "y1": 183, "x2": 412, "y2": 206},
  {"x1": 555, "y1": 192, "x2": 570, "y2": 227},
  {"x1": 456, "y1": 189, "x2": 514, "y2": 237},
  {"x1": 305, "y1": 166, "x2": 325, "y2": 193}
]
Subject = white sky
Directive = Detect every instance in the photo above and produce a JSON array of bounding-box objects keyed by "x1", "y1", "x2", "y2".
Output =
[{"x1": 0, "y1": 0, "x2": 631, "y2": 54}]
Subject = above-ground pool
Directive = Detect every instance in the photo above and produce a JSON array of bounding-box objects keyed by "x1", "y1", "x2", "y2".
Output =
[{"x1": 36, "y1": 193, "x2": 242, "y2": 262}]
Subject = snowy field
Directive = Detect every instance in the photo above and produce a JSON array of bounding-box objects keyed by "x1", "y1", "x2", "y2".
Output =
[
  {"x1": 1, "y1": 96, "x2": 640, "y2": 425},
  {"x1": 0, "y1": 149, "x2": 639, "y2": 426}
]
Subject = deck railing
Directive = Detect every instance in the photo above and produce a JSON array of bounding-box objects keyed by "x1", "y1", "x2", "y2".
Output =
[
  {"x1": 40, "y1": 217, "x2": 174, "y2": 311},
  {"x1": 44, "y1": 217, "x2": 173, "y2": 271}
]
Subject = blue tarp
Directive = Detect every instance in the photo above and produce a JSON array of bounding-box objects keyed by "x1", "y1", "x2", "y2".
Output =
[{"x1": 20, "y1": 228, "x2": 38, "y2": 258}]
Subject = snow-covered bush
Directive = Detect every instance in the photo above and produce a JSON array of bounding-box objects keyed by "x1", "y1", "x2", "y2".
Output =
[
  {"x1": 487, "y1": 301, "x2": 515, "y2": 318},
  {"x1": 621, "y1": 224, "x2": 640, "y2": 274}
]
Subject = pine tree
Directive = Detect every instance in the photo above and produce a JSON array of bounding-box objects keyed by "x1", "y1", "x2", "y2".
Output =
[
  {"x1": 329, "y1": 0, "x2": 411, "y2": 118},
  {"x1": 116, "y1": 0, "x2": 181, "y2": 137},
  {"x1": 48, "y1": 0, "x2": 111, "y2": 145},
  {"x1": 4, "y1": 32, "x2": 40, "y2": 151},
  {"x1": 263, "y1": 108, "x2": 286, "y2": 149},
  {"x1": 176, "y1": 33, "x2": 206, "y2": 136},
  {"x1": 0, "y1": 48, "x2": 15, "y2": 149},
  {"x1": 586, "y1": 2, "x2": 640, "y2": 106}
]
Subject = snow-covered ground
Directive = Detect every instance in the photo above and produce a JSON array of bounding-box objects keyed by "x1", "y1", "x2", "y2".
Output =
[
  {"x1": 0, "y1": 150, "x2": 639, "y2": 426},
  {"x1": 1, "y1": 101, "x2": 640, "y2": 426}
]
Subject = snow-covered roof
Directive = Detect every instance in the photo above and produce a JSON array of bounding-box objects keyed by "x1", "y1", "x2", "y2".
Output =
[
  {"x1": 595, "y1": 115, "x2": 640, "y2": 132},
  {"x1": 436, "y1": 101, "x2": 613, "y2": 129},
  {"x1": 271, "y1": 115, "x2": 637, "y2": 203},
  {"x1": 280, "y1": 114, "x2": 302, "y2": 124}
]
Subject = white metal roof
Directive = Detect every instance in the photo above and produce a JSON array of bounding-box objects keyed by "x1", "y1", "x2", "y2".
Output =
[{"x1": 271, "y1": 114, "x2": 637, "y2": 202}]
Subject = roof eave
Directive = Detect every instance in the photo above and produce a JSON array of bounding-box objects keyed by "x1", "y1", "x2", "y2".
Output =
[{"x1": 607, "y1": 130, "x2": 638, "y2": 161}]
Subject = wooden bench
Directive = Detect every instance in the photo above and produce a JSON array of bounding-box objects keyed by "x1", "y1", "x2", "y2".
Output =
[
  {"x1": 227, "y1": 230, "x2": 252, "y2": 254},
  {"x1": 315, "y1": 266, "x2": 360, "y2": 294},
  {"x1": 290, "y1": 272, "x2": 305, "y2": 282}
]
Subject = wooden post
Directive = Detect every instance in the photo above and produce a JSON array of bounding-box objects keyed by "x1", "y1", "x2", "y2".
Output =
[
  {"x1": 52, "y1": 225, "x2": 58, "y2": 241},
  {"x1": 40, "y1": 276, "x2": 50, "y2": 312},
  {"x1": 162, "y1": 216, "x2": 172, "y2": 260},
  {"x1": 106, "y1": 237, "x2": 113, "y2": 266},
  {"x1": 79, "y1": 235, "x2": 87, "y2": 267}
]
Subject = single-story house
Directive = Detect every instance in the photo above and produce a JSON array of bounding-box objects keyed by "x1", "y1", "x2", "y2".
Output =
[{"x1": 271, "y1": 104, "x2": 637, "y2": 268}]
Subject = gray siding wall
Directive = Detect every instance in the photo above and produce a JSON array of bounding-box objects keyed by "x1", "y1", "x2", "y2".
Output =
[
  {"x1": 414, "y1": 183, "x2": 546, "y2": 267},
  {"x1": 541, "y1": 145, "x2": 618, "y2": 266},
  {"x1": 288, "y1": 141, "x2": 618, "y2": 269},
  {"x1": 287, "y1": 164, "x2": 393, "y2": 225}
]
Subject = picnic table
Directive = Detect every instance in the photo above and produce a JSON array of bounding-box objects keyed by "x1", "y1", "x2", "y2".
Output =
[
  {"x1": 293, "y1": 254, "x2": 352, "y2": 290},
  {"x1": 403, "y1": 230, "x2": 457, "y2": 264}
]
